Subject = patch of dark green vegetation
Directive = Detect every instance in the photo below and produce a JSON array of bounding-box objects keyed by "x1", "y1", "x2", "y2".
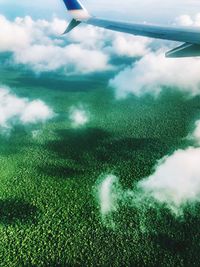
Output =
[{"x1": 0, "y1": 199, "x2": 38, "y2": 225}]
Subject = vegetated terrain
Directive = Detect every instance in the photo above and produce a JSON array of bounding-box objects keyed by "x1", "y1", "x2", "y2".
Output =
[{"x1": 0, "y1": 63, "x2": 200, "y2": 266}]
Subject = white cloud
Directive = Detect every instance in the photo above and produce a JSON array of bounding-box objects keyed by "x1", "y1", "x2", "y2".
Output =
[
  {"x1": 0, "y1": 15, "x2": 67, "y2": 52},
  {"x1": 110, "y1": 52, "x2": 200, "y2": 98},
  {"x1": 69, "y1": 105, "x2": 90, "y2": 128},
  {"x1": 108, "y1": 34, "x2": 150, "y2": 58},
  {"x1": 21, "y1": 100, "x2": 53, "y2": 124},
  {"x1": 14, "y1": 43, "x2": 109, "y2": 73},
  {"x1": 96, "y1": 118, "x2": 200, "y2": 221},
  {"x1": 69, "y1": 25, "x2": 151, "y2": 58},
  {"x1": 98, "y1": 174, "x2": 119, "y2": 215},
  {"x1": 0, "y1": 15, "x2": 111, "y2": 73},
  {"x1": 0, "y1": 15, "x2": 153, "y2": 73},
  {"x1": 97, "y1": 147, "x2": 200, "y2": 219},
  {"x1": 175, "y1": 15, "x2": 194, "y2": 26},
  {"x1": 0, "y1": 86, "x2": 54, "y2": 130},
  {"x1": 2, "y1": 12, "x2": 200, "y2": 90},
  {"x1": 138, "y1": 147, "x2": 200, "y2": 214},
  {"x1": 175, "y1": 13, "x2": 200, "y2": 26},
  {"x1": 96, "y1": 174, "x2": 125, "y2": 228},
  {"x1": 0, "y1": 15, "x2": 30, "y2": 52}
]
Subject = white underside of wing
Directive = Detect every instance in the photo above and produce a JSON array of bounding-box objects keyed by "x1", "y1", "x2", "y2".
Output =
[{"x1": 85, "y1": 17, "x2": 200, "y2": 45}]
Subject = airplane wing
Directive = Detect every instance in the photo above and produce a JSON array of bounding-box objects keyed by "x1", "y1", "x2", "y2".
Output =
[{"x1": 62, "y1": 0, "x2": 200, "y2": 58}]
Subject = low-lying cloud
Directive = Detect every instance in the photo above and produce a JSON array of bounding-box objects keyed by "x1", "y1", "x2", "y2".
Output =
[
  {"x1": 0, "y1": 15, "x2": 110, "y2": 73},
  {"x1": 98, "y1": 174, "x2": 120, "y2": 216},
  {"x1": 0, "y1": 15, "x2": 152, "y2": 74},
  {"x1": 175, "y1": 13, "x2": 200, "y2": 26},
  {"x1": 96, "y1": 120, "x2": 200, "y2": 226},
  {"x1": 138, "y1": 147, "x2": 200, "y2": 213},
  {"x1": 97, "y1": 148, "x2": 200, "y2": 221},
  {"x1": 0, "y1": 86, "x2": 54, "y2": 130},
  {"x1": 110, "y1": 52, "x2": 200, "y2": 98},
  {"x1": 69, "y1": 105, "x2": 90, "y2": 128},
  {"x1": 14, "y1": 44, "x2": 109, "y2": 73}
]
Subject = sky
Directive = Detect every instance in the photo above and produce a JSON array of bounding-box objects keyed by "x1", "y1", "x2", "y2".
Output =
[{"x1": 0, "y1": 0, "x2": 200, "y2": 22}]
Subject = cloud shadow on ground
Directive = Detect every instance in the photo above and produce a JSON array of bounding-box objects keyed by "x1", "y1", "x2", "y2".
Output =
[
  {"x1": 0, "y1": 199, "x2": 38, "y2": 225},
  {"x1": 41, "y1": 127, "x2": 176, "y2": 183}
]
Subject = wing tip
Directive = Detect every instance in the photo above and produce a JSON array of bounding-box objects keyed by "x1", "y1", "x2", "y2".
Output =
[{"x1": 63, "y1": 0, "x2": 91, "y2": 21}]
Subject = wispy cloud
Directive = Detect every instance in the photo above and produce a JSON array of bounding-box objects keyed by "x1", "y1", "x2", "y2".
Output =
[
  {"x1": 188, "y1": 120, "x2": 200, "y2": 145},
  {"x1": 69, "y1": 105, "x2": 90, "y2": 128}
]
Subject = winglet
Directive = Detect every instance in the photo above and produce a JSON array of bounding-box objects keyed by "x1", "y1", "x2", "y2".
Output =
[
  {"x1": 166, "y1": 43, "x2": 200, "y2": 58},
  {"x1": 63, "y1": 19, "x2": 81, "y2": 34},
  {"x1": 63, "y1": 0, "x2": 91, "y2": 21}
]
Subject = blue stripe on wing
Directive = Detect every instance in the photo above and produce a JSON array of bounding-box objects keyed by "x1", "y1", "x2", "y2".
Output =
[{"x1": 63, "y1": 0, "x2": 83, "y2": 10}]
